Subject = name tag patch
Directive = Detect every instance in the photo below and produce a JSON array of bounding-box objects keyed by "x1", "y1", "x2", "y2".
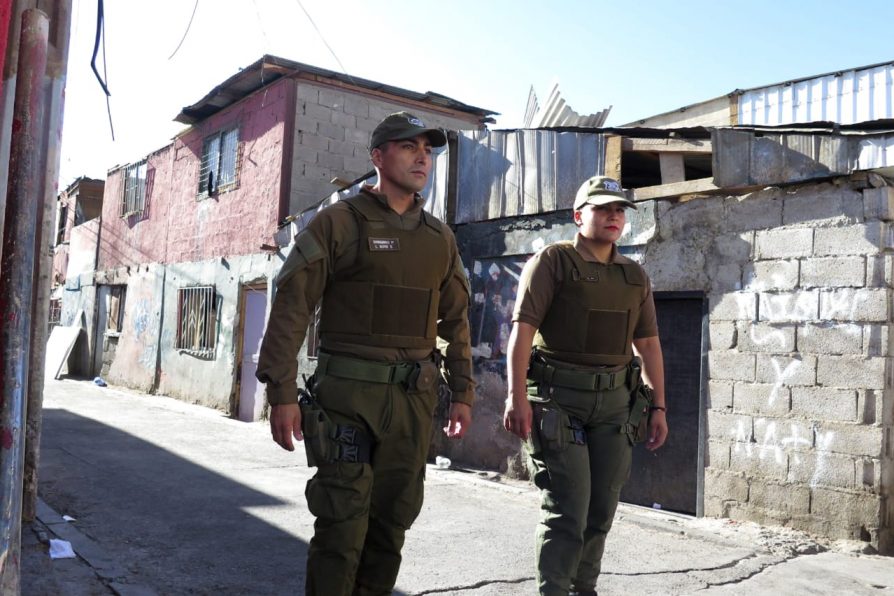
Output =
[{"x1": 369, "y1": 237, "x2": 400, "y2": 251}]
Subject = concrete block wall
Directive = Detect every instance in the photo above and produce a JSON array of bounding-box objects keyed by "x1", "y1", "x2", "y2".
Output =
[
  {"x1": 647, "y1": 182, "x2": 892, "y2": 551},
  {"x1": 289, "y1": 80, "x2": 482, "y2": 212}
]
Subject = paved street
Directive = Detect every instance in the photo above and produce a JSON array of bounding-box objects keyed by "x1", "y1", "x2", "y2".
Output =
[{"x1": 23, "y1": 379, "x2": 894, "y2": 595}]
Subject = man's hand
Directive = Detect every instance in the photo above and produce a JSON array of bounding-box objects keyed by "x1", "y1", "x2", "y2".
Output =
[
  {"x1": 270, "y1": 403, "x2": 303, "y2": 451},
  {"x1": 646, "y1": 410, "x2": 668, "y2": 451},
  {"x1": 444, "y1": 402, "x2": 472, "y2": 438},
  {"x1": 503, "y1": 397, "x2": 532, "y2": 440}
]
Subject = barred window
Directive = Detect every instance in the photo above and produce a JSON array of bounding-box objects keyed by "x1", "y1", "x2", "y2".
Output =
[
  {"x1": 176, "y1": 286, "x2": 217, "y2": 357},
  {"x1": 121, "y1": 161, "x2": 147, "y2": 217},
  {"x1": 198, "y1": 128, "x2": 239, "y2": 197},
  {"x1": 48, "y1": 299, "x2": 62, "y2": 327}
]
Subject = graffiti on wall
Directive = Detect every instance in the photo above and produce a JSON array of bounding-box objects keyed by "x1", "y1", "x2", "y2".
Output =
[{"x1": 465, "y1": 256, "x2": 530, "y2": 371}]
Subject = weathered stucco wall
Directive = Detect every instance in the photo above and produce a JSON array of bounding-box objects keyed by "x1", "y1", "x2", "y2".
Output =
[
  {"x1": 103, "y1": 264, "x2": 165, "y2": 392},
  {"x1": 647, "y1": 181, "x2": 892, "y2": 551},
  {"x1": 289, "y1": 80, "x2": 482, "y2": 213},
  {"x1": 157, "y1": 253, "x2": 281, "y2": 411}
]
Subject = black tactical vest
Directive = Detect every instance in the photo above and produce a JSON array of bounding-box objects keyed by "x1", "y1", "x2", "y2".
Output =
[
  {"x1": 319, "y1": 194, "x2": 450, "y2": 349},
  {"x1": 533, "y1": 242, "x2": 645, "y2": 367}
]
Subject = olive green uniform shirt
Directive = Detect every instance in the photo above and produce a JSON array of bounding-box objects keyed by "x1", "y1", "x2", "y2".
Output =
[
  {"x1": 257, "y1": 187, "x2": 475, "y2": 406},
  {"x1": 513, "y1": 235, "x2": 658, "y2": 362}
]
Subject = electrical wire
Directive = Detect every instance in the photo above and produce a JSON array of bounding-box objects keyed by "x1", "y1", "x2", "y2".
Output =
[
  {"x1": 294, "y1": 0, "x2": 357, "y2": 87},
  {"x1": 168, "y1": 0, "x2": 200, "y2": 60},
  {"x1": 90, "y1": 0, "x2": 114, "y2": 139}
]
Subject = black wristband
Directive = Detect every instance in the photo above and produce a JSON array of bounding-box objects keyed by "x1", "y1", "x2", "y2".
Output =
[{"x1": 649, "y1": 405, "x2": 666, "y2": 412}]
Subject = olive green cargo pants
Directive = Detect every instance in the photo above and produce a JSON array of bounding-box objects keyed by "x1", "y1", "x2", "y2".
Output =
[
  {"x1": 527, "y1": 382, "x2": 633, "y2": 596},
  {"x1": 304, "y1": 371, "x2": 438, "y2": 596}
]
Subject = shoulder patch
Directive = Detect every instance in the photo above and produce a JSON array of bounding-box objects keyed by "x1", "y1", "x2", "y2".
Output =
[{"x1": 295, "y1": 229, "x2": 324, "y2": 264}]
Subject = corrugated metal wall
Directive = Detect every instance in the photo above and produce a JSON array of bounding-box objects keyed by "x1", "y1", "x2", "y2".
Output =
[
  {"x1": 455, "y1": 129, "x2": 605, "y2": 223},
  {"x1": 738, "y1": 63, "x2": 894, "y2": 126}
]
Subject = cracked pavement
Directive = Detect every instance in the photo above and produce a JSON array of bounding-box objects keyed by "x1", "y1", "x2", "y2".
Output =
[{"x1": 25, "y1": 379, "x2": 894, "y2": 595}]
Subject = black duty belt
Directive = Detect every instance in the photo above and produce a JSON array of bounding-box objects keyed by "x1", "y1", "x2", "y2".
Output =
[
  {"x1": 528, "y1": 359, "x2": 628, "y2": 391},
  {"x1": 316, "y1": 352, "x2": 416, "y2": 385}
]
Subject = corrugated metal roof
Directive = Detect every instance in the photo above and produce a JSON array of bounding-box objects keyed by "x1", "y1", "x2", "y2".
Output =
[
  {"x1": 455, "y1": 129, "x2": 606, "y2": 223},
  {"x1": 857, "y1": 135, "x2": 894, "y2": 170},
  {"x1": 175, "y1": 55, "x2": 497, "y2": 125},
  {"x1": 523, "y1": 83, "x2": 611, "y2": 128},
  {"x1": 737, "y1": 62, "x2": 894, "y2": 126}
]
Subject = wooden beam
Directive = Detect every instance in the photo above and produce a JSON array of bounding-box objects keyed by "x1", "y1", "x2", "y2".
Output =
[
  {"x1": 604, "y1": 134, "x2": 622, "y2": 181},
  {"x1": 621, "y1": 137, "x2": 712, "y2": 153},
  {"x1": 659, "y1": 153, "x2": 685, "y2": 184},
  {"x1": 632, "y1": 177, "x2": 719, "y2": 201}
]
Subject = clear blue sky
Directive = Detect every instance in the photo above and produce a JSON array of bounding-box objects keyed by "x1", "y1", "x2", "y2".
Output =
[{"x1": 59, "y1": 0, "x2": 894, "y2": 187}]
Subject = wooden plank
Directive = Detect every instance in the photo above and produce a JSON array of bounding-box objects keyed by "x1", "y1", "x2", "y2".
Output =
[
  {"x1": 632, "y1": 177, "x2": 720, "y2": 201},
  {"x1": 729, "y1": 94, "x2": 739, "y2": 125},
  {"x1": 621, "y1": 137, "x2": 712, "y2": 153},
  {"x1": 659, "y1": 153, "x2": 685, "y2": 184},
  {"x1": 604, "y1": 135, "x2": 622, "y2": 181}
]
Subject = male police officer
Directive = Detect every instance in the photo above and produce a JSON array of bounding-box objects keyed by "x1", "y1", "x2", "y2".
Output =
[
  {"x1": 503, "y1": 176, "x2": 668, "y2": 596},
  {"x1": 256, "y1": 112, "x2": 475, "y2": 595}
]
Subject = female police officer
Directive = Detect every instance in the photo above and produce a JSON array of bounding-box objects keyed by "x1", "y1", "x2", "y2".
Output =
[{"x1": 503, "y1": 176, "x2": 668, "y2": 596}]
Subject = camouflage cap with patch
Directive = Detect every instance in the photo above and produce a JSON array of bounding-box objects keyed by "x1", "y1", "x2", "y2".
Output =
[
  {"x1": 573, "y1": 175, "x2": 636, "y2": 210},
  {"x1": 369, "y1": 112, "x2": 447, "y2": 151}
]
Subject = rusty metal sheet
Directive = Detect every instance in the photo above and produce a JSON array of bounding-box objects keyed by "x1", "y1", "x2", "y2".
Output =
[{"x1": 455, "y1": 129, "x2": 606, "y2": 224}]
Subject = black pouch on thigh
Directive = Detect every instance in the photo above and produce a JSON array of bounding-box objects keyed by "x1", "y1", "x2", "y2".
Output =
[
  {"x1": 625, "y1": 383, "x2": 653, "y2": 445},
  {"x1": 299, "y1": 400, "x2": 371, "y2": 467}
]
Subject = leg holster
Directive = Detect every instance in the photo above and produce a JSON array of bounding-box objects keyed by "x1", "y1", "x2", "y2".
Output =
[
  {"x1": 622, "y1": 358, "x2": 652, "y2": 445},
  {"x1": 300, "y1": 396, "x2": 371, "y2": 466}
]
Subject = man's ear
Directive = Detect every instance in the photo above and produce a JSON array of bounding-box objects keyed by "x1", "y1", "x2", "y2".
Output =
[
  {"x1": 572, "y1": 209, "x2": 583, "y2": 226},
  {"x1": 370, "y1": 146, "x2": 383, "y2": 168}
]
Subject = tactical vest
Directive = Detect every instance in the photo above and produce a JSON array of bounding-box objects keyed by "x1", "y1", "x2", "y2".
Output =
[
  {"x1": 319, "y1": 194, "x2": 449, "y2": 349},
  {"x1": 533, "y1": 242, "x2": 645, "y2": 367}
]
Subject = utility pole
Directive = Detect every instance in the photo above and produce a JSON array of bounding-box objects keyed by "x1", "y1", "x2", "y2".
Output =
[{"x1": 0, "y1": 8, "x2": 48, "y2": 594}]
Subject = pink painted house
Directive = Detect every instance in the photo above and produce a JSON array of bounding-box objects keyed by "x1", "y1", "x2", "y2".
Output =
[{"x1": 80, "y1": 55, "x2": 493, "y2": 419}]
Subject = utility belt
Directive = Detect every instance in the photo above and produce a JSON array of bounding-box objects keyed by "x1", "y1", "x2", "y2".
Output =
[
  {"x1": 526, "y1": 352, "x2": 652, "y2": 447},
  {"x1": 299, "y1": 352, "x2": 442, "y2": 467},
  {"x1": 316, "y1": 351, "x2": 440, "y2": 392},
  {"x1": 527, "y1": 358, "x2": 631, "y2": 392}
]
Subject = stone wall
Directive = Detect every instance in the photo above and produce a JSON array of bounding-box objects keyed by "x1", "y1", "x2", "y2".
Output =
[{"x1": 643, "y1": 181, "x2": 892, "y2": 552}]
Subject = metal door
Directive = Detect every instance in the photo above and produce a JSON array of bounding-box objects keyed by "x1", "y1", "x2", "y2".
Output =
[
  {"x1": 620, "y1": 293, "x2": 704, "y2": 514},
  {"x1": 237, "y1": 287, "x2": 268, "y2": 422}
]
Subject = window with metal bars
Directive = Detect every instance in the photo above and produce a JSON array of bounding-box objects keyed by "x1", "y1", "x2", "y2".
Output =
[
  {"x1": 176, "y1": 286, "x2": 218, "y2": 357},
  {"x1": 198, "y1": 128, "x2": 239, "y2": 197},
  {"x1": 48, "y1": 299, "x2": 62, "y2": 328},
  {"x1": 121, "y1": 161, "x2": 147, "y2": 217}
]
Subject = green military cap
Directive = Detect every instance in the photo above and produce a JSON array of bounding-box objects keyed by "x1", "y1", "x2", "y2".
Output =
[
  {"x1": 573, "y1": 176, "x2": 637, "y2": 210},
  {"x1": 369, "y1": 112, "x2": 447, "y2": 151}
]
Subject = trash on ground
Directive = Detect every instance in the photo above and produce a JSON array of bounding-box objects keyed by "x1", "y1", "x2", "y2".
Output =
[
  {"x1": 93, "y1": 377, "x2": 107, "y2": 387},
  {"x1": 62, "y1": 515, "x2": 76, "y2": 522},
  {"x1": 48, "y1": 539, "x2": 76, "y2": 559},
  {"x1": 435, "y1": 456, "x2": 451, "y2": 469}
]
